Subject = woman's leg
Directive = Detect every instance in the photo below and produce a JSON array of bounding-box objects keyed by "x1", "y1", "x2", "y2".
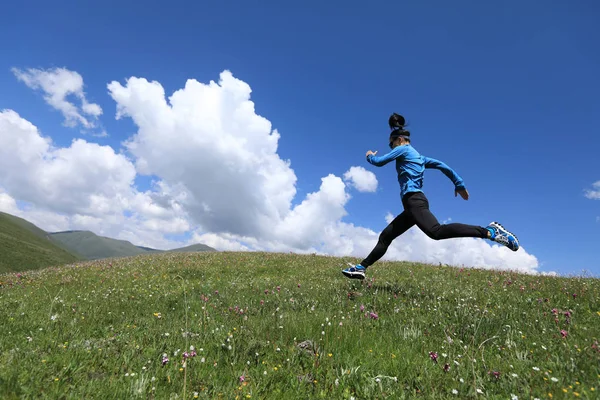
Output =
[
  {"x1": 342, "y1": 210, "x2": 416, "y2": 279},
  {"x1": 404, "y1": 192, "x2": 490, "y2": 239},
  {"x1": 360, "y1": 211, "x2": 416, "y2": 267}
]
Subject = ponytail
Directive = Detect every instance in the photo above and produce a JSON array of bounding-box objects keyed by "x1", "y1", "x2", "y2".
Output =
[
  {"x1": 388, "y1": 113, "x2": 406, "y2": 129},
  {"x1": 388, "y1": 113, "x2": 410, "y2": 142}
]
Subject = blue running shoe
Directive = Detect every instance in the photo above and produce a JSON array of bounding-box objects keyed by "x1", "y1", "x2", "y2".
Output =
[
  {"x1": 486, "y1": 221, "x2": 519, "y2": 251},
  {"x1": 342, "y1": 263, "x2": 366, "y2": 279}
]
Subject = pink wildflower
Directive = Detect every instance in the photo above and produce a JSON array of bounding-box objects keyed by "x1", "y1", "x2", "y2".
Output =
[
  {"x1": 491, "y1": 371, "x2": 500, "y2": 379},
  {"x1": 560, "y1": 329, "x2": 568, "y2": 338},
  {"x1": 429, "y1": 351, "x2": 438, "y2": 363}
]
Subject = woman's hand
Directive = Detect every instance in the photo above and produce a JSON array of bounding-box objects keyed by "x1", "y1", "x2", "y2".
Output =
[
  {"x1": 455, "y1": 188, "x2": 469, "y2": 200},
  {"x1": 366, "y1": 150, "x2": 378, "y2": 157}
]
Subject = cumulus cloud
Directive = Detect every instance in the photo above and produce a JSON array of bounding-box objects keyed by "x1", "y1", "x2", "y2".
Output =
[
  {"x1": 0, "y1": 109, "x2": 190, "y2": 249},
  {"x1": 107, "y1": 71, "x2": 298, "y2": 240},
  {"x1": 0, "y1": 110, "x2": 133, "y2": 216},
  {"x1": 12, "y1": 67, "x2": 105, "y2": 136},
  {"x1": 343, "y1": 166, "x2": 378, "y2": 192},
  {"x1": 584, "y1": 181, "x2": 600, "y2": 200},
  {"x1": 0, "y1": 68, "x2": 541, "y2": 274}
]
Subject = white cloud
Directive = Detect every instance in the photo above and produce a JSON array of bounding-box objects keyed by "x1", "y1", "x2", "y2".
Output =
[
  {"x1": 12, "y1": 67, "x2": 105, "y2": 135},
  {"x1": 0, "y1": 109, "x2": 190, "y2": 249},
  {"x1": 190, "y1": 232, "x2": 252, "y2": 252},
  {"x1": 107, "y1": 71, "x2": 298, "y2": 240},
  {"x1": 0, "y1": 68, "x2": 542, "y2": 274},
  {"x1": 584, "y1": 181, "x2": 600, "y2": 200},
  {"x1": 0, "y1": 190, "x2": 19, "y2": 215},
  {"x1": 343, "y1": 166, "x2": 378, "y2": 192},
  {"x1": 540, "y1": 271, "x2": 559, "y2": 277},
  {"x1": 0, "y1": 110, "x2": 133, "y2": 216}
]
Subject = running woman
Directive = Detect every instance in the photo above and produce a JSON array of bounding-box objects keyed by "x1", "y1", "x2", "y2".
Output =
[{"x1": 342, "y1": 113, "x2": 519, "y2": 280}]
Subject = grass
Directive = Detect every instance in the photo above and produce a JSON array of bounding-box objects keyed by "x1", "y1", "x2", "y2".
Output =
[
  {"x1": 0, "y1": 251, "x2": 598, "y2": 399},
  {"x1": 0, "y1": 212, "x2": 81, "y2": 274}
]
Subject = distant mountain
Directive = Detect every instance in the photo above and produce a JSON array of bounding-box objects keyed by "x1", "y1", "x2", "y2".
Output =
[
  {"x1": 167, "y1": 243, "x2": 217, "y2": 252},
  {"x1": 49, "y1": 230, "x2": 217, "y2": 260},
  {"x1": 135, "y1": 246, "x2": 163, "y2": 252},
  {"x1": 0, "y1": 211, "x2": 218, "y2": 273},
  {"x1": 0, "y1": 212, "x2": 81, "y2": 273},
  {"x1": 49, "y1": 230, "x2": 151, "y2": 260}
]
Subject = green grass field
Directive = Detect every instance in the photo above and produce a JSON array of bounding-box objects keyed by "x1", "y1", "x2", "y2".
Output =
[
  {"x1": 0, "y1": 252, "x2": 598, "y2": 399},
  {"x1": 0, "y1": 212, "x2": 81, "y2": 274}
]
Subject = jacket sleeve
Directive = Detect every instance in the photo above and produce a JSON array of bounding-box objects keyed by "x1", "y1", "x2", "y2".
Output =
[
  {"x1": 367, "y1": 146, "x2": 407, "y2": 167},
  {"x1": 423, "y1": 156, "x2": 466, "y2": 189}
]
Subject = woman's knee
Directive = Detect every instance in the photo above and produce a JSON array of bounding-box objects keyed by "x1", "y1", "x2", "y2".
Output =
[
  {"x1": 421, "y1": 225, "x2": 443, "y2": 240},
  {"x1": 378, "y1": 229, "x2": 395, "y2": 246}
]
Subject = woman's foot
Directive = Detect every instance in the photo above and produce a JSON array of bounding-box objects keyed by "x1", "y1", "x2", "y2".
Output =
[
  {"x1": 342, "y1": 263, "x2": 366, "y2": 279},
  {"x1": 486, "y1": 222, "x2": 519, "y2": 251}
]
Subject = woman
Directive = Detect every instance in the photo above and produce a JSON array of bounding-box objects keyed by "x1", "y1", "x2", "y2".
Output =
[{"x1": 342, "y1": 113, "x2": 520, "y2": 280}]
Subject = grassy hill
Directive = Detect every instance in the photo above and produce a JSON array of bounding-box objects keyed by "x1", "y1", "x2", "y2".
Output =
[
  {"x1": 0, "y1": 210, "x2": 216, "y2": 271},
  {"x1": 0, "y1": 252, "x2": 597, "y2": 399},
  {"x1": 0, "y1": 212, "x2": 81, "y2": 273}
]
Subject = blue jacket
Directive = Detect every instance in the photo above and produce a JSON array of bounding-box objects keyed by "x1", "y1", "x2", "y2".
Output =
[{"x1": 366, "y1": 144, "x2": 465, "y2": 199}]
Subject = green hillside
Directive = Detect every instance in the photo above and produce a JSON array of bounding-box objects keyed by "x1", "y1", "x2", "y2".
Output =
[
  {"x1": 0, "y1": 212, "x2": 81, "y2": 273},
  {"x1": 0, "y1": 252, "x2": 597, "y2": 399}
]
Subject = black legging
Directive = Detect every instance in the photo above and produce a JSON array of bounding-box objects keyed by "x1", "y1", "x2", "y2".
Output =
[{"x1": 360, "y1": 191, "x2": 489, "y2": 267}]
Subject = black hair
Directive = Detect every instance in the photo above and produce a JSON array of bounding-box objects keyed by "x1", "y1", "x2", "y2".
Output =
[
  {"x1": 388, "y1": 113, "x2": 410, "y2": 142},
  {"x1": 388, "y1": 113, "x2": 406, "y2": 129}
]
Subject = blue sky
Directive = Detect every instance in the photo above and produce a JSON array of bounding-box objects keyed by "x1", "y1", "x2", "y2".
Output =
[{"x1": 1, "y1": 0, "x2": 599, "y2": 276}]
